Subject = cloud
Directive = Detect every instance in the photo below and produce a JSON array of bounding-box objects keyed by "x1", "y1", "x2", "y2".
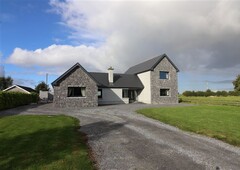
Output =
[
  {"x1": 208, "y1": 80, "x2": 233, "y2": 84},
  {"x1": 7, "y1": 0, "x2": 240, "y2": 76},
  {"x1": 7, "y1": 44, "x2": 121, "y2": 72},
  {"x1": 13, "y1": 78, "x2": 36, "y2": 87}
]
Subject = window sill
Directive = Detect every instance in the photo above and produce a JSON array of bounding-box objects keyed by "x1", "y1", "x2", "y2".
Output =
[{"x1": 67, "y1": 97, "x2": 86, "y2": 98}]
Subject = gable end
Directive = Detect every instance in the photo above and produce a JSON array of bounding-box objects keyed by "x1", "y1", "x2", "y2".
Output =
[{"x1": 51, "y1": 63, "x2": 99, "y2": 87}]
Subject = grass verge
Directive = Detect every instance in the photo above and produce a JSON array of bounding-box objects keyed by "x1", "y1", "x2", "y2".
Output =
[
  {"x1": 137, "y1": 105, "x2": 240, "y2": 146},
  {"x1": 0, "y1": 115, "x2": 95, "y2": 170}
]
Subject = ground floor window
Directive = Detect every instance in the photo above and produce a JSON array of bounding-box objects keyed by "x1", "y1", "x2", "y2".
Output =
[
  {"x1": 160, "y1": 89, "x2": 170, "y2": 96},
  {"x1": 122, "y1": 89, "x2": 128, "y2": 98},
  {"x1": 98, "y1": 89, "x2": 102, "y2": 98},
  {"x1": 68, "y1": 87, "x2": 86, "y2": 97}
]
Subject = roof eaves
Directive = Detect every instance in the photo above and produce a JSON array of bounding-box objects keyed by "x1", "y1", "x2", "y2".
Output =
[
  {"x1": 16, "y1": 85, "x2": 31, "y2": 94},
  {"x1": 3, "y1": 85, "x2": 31, "y2": 94},
  {"x1": 2, "y1": 85, "x2": 17, "y2": 92}
]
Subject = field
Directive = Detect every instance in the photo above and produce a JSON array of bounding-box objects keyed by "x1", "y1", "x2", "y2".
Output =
[
  {"x1": 0, "y1": 115, "x2": 95, "y2": 170},
  {"x1": 180, "y1": 96, "x2": 240, "y2": 106},
  {"x1": 137, "y1": 105, "x2": 240, "y2": 146}
]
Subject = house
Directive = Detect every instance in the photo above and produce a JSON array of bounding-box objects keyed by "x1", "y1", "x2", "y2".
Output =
[
  {"x1": 52, "y1": 53, "x2": 179, "y2": 107},
  {"x1": 39, "y1": 90, "x2": 54, "y2": 101},
  {"x1": 3, "y1": 85, "x2": 36, "y2": 94}
]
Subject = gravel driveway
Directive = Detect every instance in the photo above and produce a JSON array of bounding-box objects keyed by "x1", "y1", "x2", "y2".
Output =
[{"x1": 1, "y1": 103, "x2": 240, "y2": 170}]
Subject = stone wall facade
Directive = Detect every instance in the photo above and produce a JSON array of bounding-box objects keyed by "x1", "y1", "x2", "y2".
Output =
[
  {"x1": 53, "y1": 67, "x2": 98, "y2": 107},
  {"x1": 151, "y1": 57, "x2": 178, "y2": 104}
]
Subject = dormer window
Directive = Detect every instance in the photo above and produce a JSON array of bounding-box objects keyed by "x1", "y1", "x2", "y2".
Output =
[{"x1": 159, "y1": 71, "x2": 169, "y2": 79}]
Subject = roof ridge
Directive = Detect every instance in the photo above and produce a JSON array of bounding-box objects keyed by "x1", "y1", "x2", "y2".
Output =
[{"x1": 125, "y1": 53, "x2": 179, "y2": 74}]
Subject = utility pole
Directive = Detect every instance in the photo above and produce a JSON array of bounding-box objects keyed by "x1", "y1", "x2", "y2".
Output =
[{"x1": 46, "y1": 73, "x2": 48, "y2": 86}]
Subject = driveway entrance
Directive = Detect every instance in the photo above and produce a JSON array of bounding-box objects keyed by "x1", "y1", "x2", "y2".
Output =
[{"x1": 1, "y1": 103, "x2": 240, "y2": 170}]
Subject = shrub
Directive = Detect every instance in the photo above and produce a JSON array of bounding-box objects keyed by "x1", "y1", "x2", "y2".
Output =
[
  {"x1": 0, "y1": 92, "x2": 39, "y2": 110},
  {"x1": 182, "y1": 90, "x2": 240, "y2": 97},
  {"x1": 178, "y1": 97, "x2": 183, "y2": 103}
]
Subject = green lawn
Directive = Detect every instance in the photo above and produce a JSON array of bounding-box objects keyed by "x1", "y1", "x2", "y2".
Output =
[
  {"x1": 180, "y1": 96, "x2": 240, "y2": 106},
  {"x1": 137, "y1": 105, "x2": 240, "y2": 146},
  {"x1": 0, "y1": 115, "x2": 95, "y2": 170}
]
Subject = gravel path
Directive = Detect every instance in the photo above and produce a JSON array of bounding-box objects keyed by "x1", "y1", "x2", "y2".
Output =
[{"x1": 1, "y1": 103, "x2": 240, "y2": 170}]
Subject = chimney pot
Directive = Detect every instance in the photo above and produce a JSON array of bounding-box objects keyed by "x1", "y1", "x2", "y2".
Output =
[{"x1": 108, "y1": 66, "x2": 114, "y2": 84}]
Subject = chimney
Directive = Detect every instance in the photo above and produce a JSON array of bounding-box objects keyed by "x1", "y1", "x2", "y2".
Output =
[{"x1": 108, "y1": 66, "x2": 114, "y2": 84}]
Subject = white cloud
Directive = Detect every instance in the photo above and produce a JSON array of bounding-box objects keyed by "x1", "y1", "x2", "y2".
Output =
[
  {"x1": 13, "y1": 78, "x2": 36, "y2": 88},
  {"x1": 7, "y1": 44, "x2": 121, "y2": 72},
  {"x1": 7, "y1": 0, "x2": 240, "y2": 76}
]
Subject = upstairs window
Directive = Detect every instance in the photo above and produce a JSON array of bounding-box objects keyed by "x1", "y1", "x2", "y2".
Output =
[
  {"x1": 160, "y1": 71, "x2": 169, "y2": 79},
  {"x1": 160, "y1": 89, "x2": 170, "y2": 96},
  {"x1": 98, "y1": 89, "x2": 102, "y2": 98},
  {"x1": 68, "y1": 87, "x2": 86, "y2": 97}
]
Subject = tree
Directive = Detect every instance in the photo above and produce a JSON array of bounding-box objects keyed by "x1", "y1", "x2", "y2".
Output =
[
  {"x1": 205, "y1": 89, "x2": 214, "y2": 97},
  {"x1": 233, "y1": 75, "x2": 240, "y2": 92},
  {"x1": 0, "y1": 76, "x2": 13, "y2": 91},
  {"x1": 35, "y1": 81, "x2": 49, "y2": 93}
]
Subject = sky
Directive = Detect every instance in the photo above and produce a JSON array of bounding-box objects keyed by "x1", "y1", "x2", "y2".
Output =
[{"x1": 1, "y1": 0, "x2": 240, "y2": 93}]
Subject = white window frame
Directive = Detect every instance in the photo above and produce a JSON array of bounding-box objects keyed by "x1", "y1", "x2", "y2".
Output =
[
  {"x1": 160, "y1": 88, "x2": 170, "y2": 97},
  {"x1": 67, "y1": 86, "x2": 86, "y2": 98},
  {"x1": 159, "y1": 71, "x2": 170, "y2": 80}
]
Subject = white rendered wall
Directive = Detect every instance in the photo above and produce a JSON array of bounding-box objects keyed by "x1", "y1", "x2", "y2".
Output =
[
  {"x1": 137, "y1": 71, "x2": 151, "y2": 104},
  {"x1": 98, "y1": 88, "x2": 129, "y2": 105}
]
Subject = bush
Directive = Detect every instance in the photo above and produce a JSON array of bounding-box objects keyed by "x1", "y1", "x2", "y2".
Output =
[
  {"x1": 182, "y1": 90, "x2": 240, "y2": 97},
  {"x1": 178, "y1": 97, "x2": 183, "y2": 103},
  {"x1": 0, "y1": 92, "x2": 39, "y2": 110}
]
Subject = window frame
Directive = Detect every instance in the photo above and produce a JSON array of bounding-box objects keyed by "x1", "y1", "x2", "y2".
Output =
[
  {"x1": 160, "y1": 88, "x2": 170, "y2": 97},
  {"x1": 122, "y1": 89, "x2": 129, "y2": 98},
  {"x1": 67, "y1": 87, "x2": 86, "y2": 97},
  {"x1": 159, "y1": 71, "x2": 169, "y2": 80},
  {"x1": 98, "y1": 89, "x2": 102, "y2": 98}
]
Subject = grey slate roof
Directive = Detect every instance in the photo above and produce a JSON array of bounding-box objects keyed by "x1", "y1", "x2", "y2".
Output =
[
  {"x1": 125, "y1": 54, "x2": 179, "y2": 74},
  {"x1": 51, "y1": 63, "x2": 144, "y2": 89},
  {"x1": 17, "y1": 85, "x2": 36, "y2": 93},
  {"x1": 51, "y1": 53, "x2": 178, "y2": 89},
  {"x1": 89, "y1": 72, "x2": 144, "y2": 89},
  {"x1": 3, "y1": 85, "x2": 36, "y2": 93}
]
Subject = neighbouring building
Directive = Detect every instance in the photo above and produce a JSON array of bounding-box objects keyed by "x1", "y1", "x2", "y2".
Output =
[
  {"x1": 3, "y1": 85, "x2": 36, "y2": 94},
  {"x1": 52, "y1": 54, "x2": 179, "y2": 107}
]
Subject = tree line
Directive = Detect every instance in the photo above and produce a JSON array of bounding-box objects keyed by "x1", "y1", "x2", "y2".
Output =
[
  {"x1": 183, "y1": 75, "x2": 240, "y2": 97},
  {"x1": 182, "y1": 89, "x2": 240, "y2": 97}
]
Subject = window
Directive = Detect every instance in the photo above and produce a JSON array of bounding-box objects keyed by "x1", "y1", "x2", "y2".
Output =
[
  {"x1": 98, "y1": 89, "x2": 102, "y2": 98},
  {"x1": 160, "y1": 71, "x2": 169, "y2": 79},
  {"x1": 67, "y1": 87, "x2": 86, "y2": 97},
  {"x1": 122, "y1": 89, "x2": 128, "y2": 98},
  {"x1": 160, "y1": 89, "x2": 170, "y2": 96}
]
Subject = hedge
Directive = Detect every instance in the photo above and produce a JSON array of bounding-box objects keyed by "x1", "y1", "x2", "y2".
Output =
[
  {"x1": 182, "y1": 90, "x2": 240, "y2": 97},
  {"x1": 0, "y1": 92, "x2": 39, "y2": 110}
]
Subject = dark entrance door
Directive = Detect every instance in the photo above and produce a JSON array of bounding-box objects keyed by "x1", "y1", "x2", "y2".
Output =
[{"x1": 128, "y1": 90, "x2": 136, "y2": 103}]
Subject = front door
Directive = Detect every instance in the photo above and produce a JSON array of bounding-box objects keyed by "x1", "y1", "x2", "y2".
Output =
[{"x1": 128, "y1": 90, "x2": 136, "y2": 103}]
